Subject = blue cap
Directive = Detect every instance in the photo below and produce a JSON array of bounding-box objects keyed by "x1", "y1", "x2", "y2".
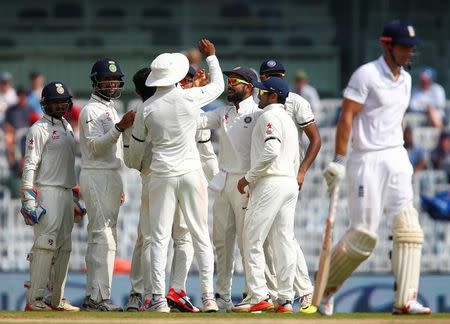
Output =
[
  {"x1": 259, "y1": 59, "x2": 285, "y2": 75},
  {"x1": 90, "y1": 58, "x2": 124, "y2": 82},
  {"x1": 223, "y1": 66, "x2": 258, "y2": 83},
  {"x1": 380, "y1": 20, "x2": 419, "y2": 46},
  {"x1": 41, "y1": 81, "x2": 72, "y2": 101},
  {"x1": 252, "y1": 77, "x2": 289, "y2": 99},
  {"x1": 186, "y1": 65, "x2": 197, "y2": 78}
]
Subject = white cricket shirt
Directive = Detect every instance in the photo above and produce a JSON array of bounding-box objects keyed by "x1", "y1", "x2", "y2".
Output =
[
  {"x1": 245, "y1": 103, "x2": 299, "y2": 183},
  {"x1": 129, "y1": 55, "x2": 224, "y2": 177},
  {"x1": 198, "y1": 95, "x2": 262, "y2": 174},
  {"x1": 22, "y1": 115, "x2": 76, "y2": 188},
  {"x1": 344, "y1": 55, "x2": 411, "y2": 152},
  {"x1": 79, "y1": 94, "x2": 123, "y2": 169}
]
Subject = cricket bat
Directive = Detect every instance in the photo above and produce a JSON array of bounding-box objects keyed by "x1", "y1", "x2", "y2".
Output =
[{"x1": 312, "y1": 186, "x2": 339, "y2": 306}]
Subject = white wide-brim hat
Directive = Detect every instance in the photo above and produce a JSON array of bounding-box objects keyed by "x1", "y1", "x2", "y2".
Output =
[{"x1": 145, "y1": 53, "x2": 189, "y2": 87}]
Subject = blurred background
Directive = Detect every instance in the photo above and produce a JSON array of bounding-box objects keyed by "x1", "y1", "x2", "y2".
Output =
[{"x1": 1, "y1": 0, "x2": 450, "y2": 312}]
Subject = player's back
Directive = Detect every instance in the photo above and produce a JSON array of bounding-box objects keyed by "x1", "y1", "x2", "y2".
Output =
[{"x1": 142, "y1": 85, "x2": 201, "y2": 177}]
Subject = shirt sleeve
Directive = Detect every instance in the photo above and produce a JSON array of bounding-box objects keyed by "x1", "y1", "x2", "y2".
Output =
[
  {"x1": 343, "y1": 66, "x2": 370, "y2": 104},
  {"x1": 197, "y1": 107, "x2": 223, "y2": 129},
  {"x1": 196, "y1": 129, "x2": 219, "y2": 181},
  {"x1": 245, "y1": 117, "x2": 282, "y2": 183},
  {"x1": 22, "y1": 124, "x2": 49, "y2": 187},
  {"x1": 183, "y1": 55, "x2": 225, "y2": 109},
  {"x1": 291, "y1": 93, "x2": 315, "y2": 128},
  {"x1": 80, "y1": 107, "x2": 121, "y2": 156},
  {"x1": 128, "y1": 105, "x2": 147, "y2": 170}
]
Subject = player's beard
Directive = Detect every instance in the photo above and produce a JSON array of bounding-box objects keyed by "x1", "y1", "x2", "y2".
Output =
[{"x1": 227, "y1": 89, "x2": 245, "y2": 103}]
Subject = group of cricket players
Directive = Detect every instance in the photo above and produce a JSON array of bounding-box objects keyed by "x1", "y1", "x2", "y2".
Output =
[{"x1": 19, "y1": 19, "x2": 433, "y2": 316}]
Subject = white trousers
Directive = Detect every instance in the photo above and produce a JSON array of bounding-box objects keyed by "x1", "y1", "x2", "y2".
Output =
[
  {"x1": 243, "y1": 176, "x2": 298, "y2": 303},
  {"x1": 80, "y1": 169, "x2": 122, "y2": 302},
  {"x1": 28, "y1": 186, "x2": 73, "y2": 306},
  {"x1": 213, "y1": 173, "x2": 248, "y2": 297},
  {"x1": 130, "y1": 175, "x2": 194, "y2": 296},
  {"x1": 347, "y1": 146, "x2": 414, "y2": 233},
  {"x1": 146, "y1": 169, "x2": 214, "y2": 295}
]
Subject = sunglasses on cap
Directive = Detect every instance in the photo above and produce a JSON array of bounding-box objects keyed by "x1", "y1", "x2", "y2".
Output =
[
  {"x1": 227, "y1": 77, "x2": 250, "y2": 86},
  {"x1": 258, "y1": 89, "x2": 274, "y2": 96},
  {"x1": 260, "y1": 72, "x2": 285, "y2": 80}
]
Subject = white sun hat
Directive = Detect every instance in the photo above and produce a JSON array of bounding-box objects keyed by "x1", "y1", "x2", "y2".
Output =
[{"x1": 145, "y1": 53, "x2": 189, "y2": 87}]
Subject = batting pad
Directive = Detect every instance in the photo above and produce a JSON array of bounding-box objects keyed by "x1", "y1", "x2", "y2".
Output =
[
  {"x1": 28, "y1": 248, "x2": 54, "y2": 303},
  {"x1": 326, "y1": 228, "x2": 377, "y2": 291},
  {"x1": 48, "y1": 246, "x2": 71, "y2": 308},
  {"x1": 391, "y1": 207, "x2": 423, "y2": 308}
]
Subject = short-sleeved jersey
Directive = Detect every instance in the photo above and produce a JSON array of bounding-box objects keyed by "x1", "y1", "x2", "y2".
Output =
[
  {"x1": 343, "y1": 56, "x2": 412, "y2": 152},
  {"x1": 197, "y1": 95, "x2": 262, "y2": 174},
  {"x1": 22, "y1": 115, "x2": 76, "y2": 188},
  {"x1": 79, "y1": 94, "x2": 123, "y2": 169}
]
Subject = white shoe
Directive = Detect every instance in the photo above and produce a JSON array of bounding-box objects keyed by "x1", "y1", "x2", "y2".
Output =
[
  {"x1": 143, "y1": 297, "x2": 170, "y2": 313},
  {"x1": 202, "y1": 294, "x2": 218, "y2": 312},
  {"x1": 393, "y1": 300, "x2": 431, "y2": 315},
  {"x1": 318, "y1": 294, "x2": 334, "y2": 316},
  {"x1": 215, "y1": 293, "x2": 233, "y2": 312},
  {"x1": 53, "y1": 298, "x2": 80, "y2": 312}
]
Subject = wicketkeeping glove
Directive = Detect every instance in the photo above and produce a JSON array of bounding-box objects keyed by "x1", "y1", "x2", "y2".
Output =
[
  {"x1": 323, "y1": 156, "x2": 346, "y2": 191},
  {"x1": 72, "y1": 187, "x2": 87, "y2": 223},
  {"x1": 20, "y1": 187, "x2": 46, "y2": 226}
]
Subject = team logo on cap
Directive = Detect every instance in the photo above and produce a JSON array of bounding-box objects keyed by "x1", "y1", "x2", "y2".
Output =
[
  {"x1": 266, "y1": 60, "x2": 276, "y2": 68},
  {"x1": 244, "y1": 116, "x2": 252, "y2": 124},
  {"x1": 109, "y1": 64, "x2": 117, "y2": 72},
  {"x1": 407, "y1": 26, "x2": 415, "y2": 37},
  {"x1": 55, "y1": 83, "x2": 65, "y2": 94}
]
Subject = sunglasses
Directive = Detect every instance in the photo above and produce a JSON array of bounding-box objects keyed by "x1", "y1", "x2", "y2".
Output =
[
  {"x1": 228, "y1": 78, "x2": 250, "y2": 86},
  {"x1": 260, "y1": 73, "x2": 285, "y2": 80},
  {"x1": 258, "y1": 89, "x2": 273, "y2": 96}
]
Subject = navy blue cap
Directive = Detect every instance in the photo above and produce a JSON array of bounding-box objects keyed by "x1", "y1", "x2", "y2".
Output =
[
  {"x1": 41, "y1": 81, "x2": 72, "y2": 101},
  {"x1": 252, "y1": 77, "x2": 289, "y2": 99},
  {"x1": 259, "y1": 59, "x2": 285, "y2": 75},
  {"x1": 186, "y1": 65, "x2": 197, "y2": 78},
  {"x1": 90, "y1": 58, "x2": 124, "y2": 81},
  {"x1": 380, "y1": 20, "x2": 419, "y2": 46},
  {"x1": 223, "y1": 66, "x2": 258, "y2": 83}
]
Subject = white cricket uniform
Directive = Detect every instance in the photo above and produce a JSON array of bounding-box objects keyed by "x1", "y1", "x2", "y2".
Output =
[
  {"x1": 344, "y1": 55, "x2": 413, "y2": 232},
  {"x1": 22, "y1": 115, "x2": 76, "y2": 307},
  {"x1": 79, "y1": 94, "x2": 124, "y2": 302},
  {"x1": 198, "y1": 95, "x2": 262, "y2": 298},
  {"x1": 243, "y1": 103, "x2": 300, "y2": 303},
  {"x1": 123, "y1": 128, "x2": 218, "y2": 297},
  {"x1": 128, "y1": 55, "x2": 224, "y2": 295},
  {"x1": 264, "y1": 92, "x2": 316, "y2": 299}
]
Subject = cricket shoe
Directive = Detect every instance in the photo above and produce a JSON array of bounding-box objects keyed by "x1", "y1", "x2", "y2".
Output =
[
  {"x1": 275, "y1": 300, "x2": 293, "y2": 313},
  {"x1": 166, "y1": 288, "x2": 199, "y2": 313},
  {"x1": 125, "y1": 293, "x2": 142, "y2": 312},
  {"x1": 231, "y1": 294, "x2": 251, "y2": 313},
  {"x1": 143, "y1": 296, "x2": 171, "y2": 313},
  {"x1": 45, "y1": 297, "x2": 80, "y2": 312},
  {"x1": 299, "y1": 293, "x2": 317, "y2": 314},
  {"x1": 215, "y1": 293, "x2": 234, "y2": 312},
  {"x1": 318, "y1": 294, "x2": 334, "y2": 316},
  {"x1": 24, "y1": 298, "x2": 53, "y2": 311},
  {"x1": 81, "y1": 296, "x2": 99, "y2": 311},
  {"x1": 98, "y1": 299, "x2": 123, "y2": 312},
  {"x1": 201, "y1": 293, "x2": 218, "y2": 312},
  {"x1": 249, "y1": 296, "x2": 274, "y2": 313},
  {"x1": 393, "y1": 300, "x2": 431, "y2": 315}
]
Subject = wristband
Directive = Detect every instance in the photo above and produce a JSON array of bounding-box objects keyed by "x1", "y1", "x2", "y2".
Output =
[{"x1": 115, "y1": 124, "x2": 124, "y2": 132}]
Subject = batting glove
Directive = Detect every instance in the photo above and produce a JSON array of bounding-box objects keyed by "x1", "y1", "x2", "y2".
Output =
[
  {"x1": 72, "y1": 187, "x2": 87, "y2": 223},
  {"x1": 323, "y1": 156, "x2": 346, "y2": 191},
  {"x1": 20, "y1": 187, "x2": 46, "y2": 225}
]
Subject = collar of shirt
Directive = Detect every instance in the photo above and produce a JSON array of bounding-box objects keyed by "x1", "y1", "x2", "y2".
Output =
[
  {"x1": 91, "y1": 94, "x2": 112, "y2": 107},
  {"x1": 378, "y1": 55, "x2": 405, "y2": 82},
  {"x1": 262, "y1": 103, "x2": 284, "y2": 112},
  {"x1": 233, "y1": 95, "x2": 258, "y2": 114},
  {"x1": 42, "y1": 114, "x2": 68, "y2": 128}
]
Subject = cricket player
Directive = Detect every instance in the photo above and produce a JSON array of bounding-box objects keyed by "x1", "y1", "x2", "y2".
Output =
[
  {"x1": 197, "y1": 66, "x2": 262, "y2": 312},
  {"x1": 79, "y1": 58, "x2": 135, "y2": 311},
  {"x1": 258, "y1": 59, "x2": 321, "y2": 313},
  {"x1": 123, "y1": 67, "x2": 218, "y2": 313},
  {"x1": 237, "y1": 77, "x2": 300, "y2": 313},
  {"x1": 128, "y1": 39, "x2": 224, "y2": 312},
  {"x1": 21, "y1": 82, "x2": 79, "y2": 311},
  {"x1": 321, "y1": 20, "x2": 431, "y2": 315}
]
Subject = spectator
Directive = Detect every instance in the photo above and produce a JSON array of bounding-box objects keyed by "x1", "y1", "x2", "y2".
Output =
[
  {"x1": 0, "y1": 72, "x2": 18, "y2": 124},
  {"x1": 292, "y1": 69, "x2": 321, "y2": 112},
  {"x1": 3, "y1": 87, "x2": 35, "y2": 197},
  {"x1": 430, "y1": 130, "x2": 450, "y2": 180},
  {"x1": 185, "y1": 48, "x2": 202, "y2": 70},
  {"x1": 403, "y1": 126, "x2": 425, "y2": 173},
  {"x1": 27, "y1": 71, "x2": 45, "y2": 115},
  {"x1": 409, "y1": 67, "x2": 446, "y2": 129}
]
